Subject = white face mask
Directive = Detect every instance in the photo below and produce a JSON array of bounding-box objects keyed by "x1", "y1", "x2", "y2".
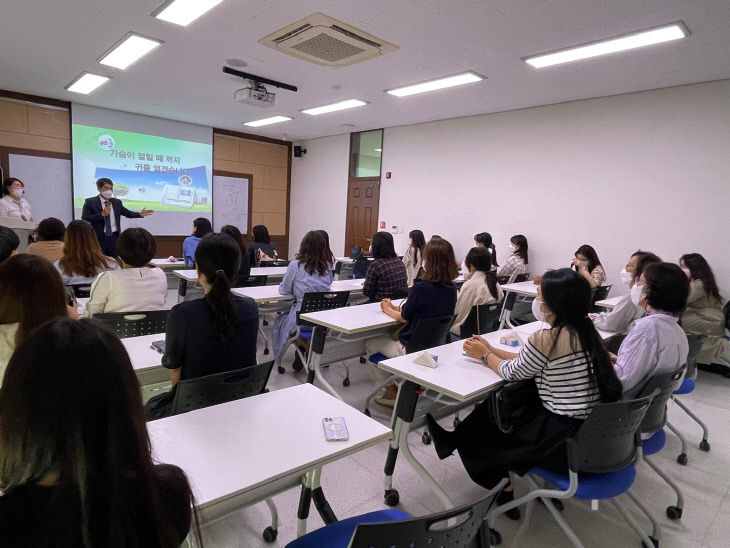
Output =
[
  {"x1": 101, "y1": 190, "x2": 113, "y2": 199},
  {"x1": 681, "y1": 267, "x2": 691, "y2": 279},
  {"x1": 532, "y1": 298, "x2": 547, "y2": 322},
  {"x1": 619, "y1": 268, "x2": 632, "y2": 289},
  {"x1": 508, "y1": 242, "x2": 516, "y2": 251},
  {"x1": 630, "y1": 283, "x2": 645, "y2": 306},
  {"x1": 11, "y1": 188, "x2": 24, "y2": 198}
]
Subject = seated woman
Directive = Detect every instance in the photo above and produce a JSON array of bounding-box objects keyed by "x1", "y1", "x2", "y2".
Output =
[
  {"x1": 146, "y1": 233, "x2": 259, "y2": 420},
  {"x1": 590, "y1": 251, "x2": 661, "y2": 334},
  {"x1": 427, "y1": 269, "x2": 622, "y2": 514},
  {"x1": 0, "y1": 254, "x2": 69, "y2": 383},
  {"x1": 451, "y1": 247, "x2": 504, "y2": 336},
  {"x1": 474, "y1": 232, "x2": 498, "y2": 270},
  {"x1": 182, "y1": 217, "x2": 212, "y2": 267},
  {"x1": 571, "y1": 244, "x2": 606, "y2": 288},
  {"x1": 402, "y1": 229, "x2": 425, "y2": 287},
  {"x1": 679, "y1": 253, "x2": 730, "y2": 368},
  {"x1": 272, "y1": 230, "x2": 333, "y2": 367},
  {"x1": 55, "y1": 220, "x2": 119, "y2": 287},
  {"x1": 27, "y1": 217, "x2": 66, "y2": 263},
  {"x1": 497, "y1": 234, "x2": 528, "y2": 280},
  {"x1": 84, "y1": 228, "x2": 167, "y2": 317},
  {"x1": 247, "y1": 224, "x2": 277, "y2": 266},
  {"x1": 0, "y1": 318, "x2": 196, "y2": 545},
  {"x1": 366, "y1": 237, "x2": 459, "y2": 406},
  {"x1": 611, "y1": 262, "x2": 689, "y2": 399},
  {"x1": 363, "y1": 231, "x2": 408, "y2": 301},
  {"x1": 221, "y1": 224, "x2": 251, "y2": 283}
]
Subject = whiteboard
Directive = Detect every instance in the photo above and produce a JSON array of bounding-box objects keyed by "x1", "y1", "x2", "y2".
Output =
[
  {"x1": 8, "y1": 154, "x2": 73, "y2": 225},
  {"x1": 212, "y1": 175, "x2": 249, "y2": 232}
]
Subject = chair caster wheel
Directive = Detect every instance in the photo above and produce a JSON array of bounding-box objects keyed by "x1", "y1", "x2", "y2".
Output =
[
  {"x1": 489, "y1": 528, "x2": 502, "y2": 546},
  {"x1": 642, "y1": 536, "x2": 659, "y2": 547},
  {"x1": 342, "y1": 378, "x2": 350, "y2": 387},
  {"x1": 453, "y1": 417, "x2": 461, "y2": 428},
  {"x1": 384, "y1": 489, "x2": 400, "y2": 506},
  {"x1": 364, "y1": 408, "x2": 371, "y2": 417},
  {"x1": 676, "y1": 453, "x2": 688, "y2": 465},
  {"x1": 699, "y1": 439, "x2": 710, "y2": 452},
  {"x1": 262, "y1": 526, "x2": 277, "y2": 542},
  {"x1": 277, "y1": 366, "x2": 285, "y2": 374},
  {"x1": 422, "y1": 431, "x2": 432, "y2": 445},
  {"x1": 359, "y1": 356, "x2": 367, "y2": 364},
  {"x1": 263, "y1": 320, "x2": 269, "y2": 326},
  {"x1": 263, "y1": 348, "x2": 269, "y2": 355},
  {"x1": 666, "y1": 506, "x2": 682, "y2": 520}
]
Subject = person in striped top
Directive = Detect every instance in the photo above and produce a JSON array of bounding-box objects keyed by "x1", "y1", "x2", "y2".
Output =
[{"x1": 427, "y1": 268, "x2": 622, "y2": 515}]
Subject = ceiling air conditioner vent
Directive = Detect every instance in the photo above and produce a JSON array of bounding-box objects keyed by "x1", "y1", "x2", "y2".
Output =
[{"x1": 259, "y1": 12, "x2": 398, "y2": 68}]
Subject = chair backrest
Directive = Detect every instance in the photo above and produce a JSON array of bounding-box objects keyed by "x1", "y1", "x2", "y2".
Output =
[
  {"x1": 590, "y1": 284, "x2": 612, "y2": 312},
  {"x1": 638, "y1": 365, "x2": 686, "y2": 433},
  {"x1": 567, "y1": 393, "x2": 655, "y2": 474},
  {"x1": 496, "y1": 275, "x2": 510, "y2": 285},
  {"x1": 353, "y1": 256, "x2": 369, "y2": 278},
  {"x1": 70, "y1": 283, "x2": 92, "y2": 298},
  {"x1": 171, "y1": 361, "x2": 274, "y2": 415},
  {"x1": 405, "y1": 315, "x2": 455, "y2": 354},
  {"x1": 297, "y1": 291, "x2": 351, "y2": 325},
  {"x1": 514, "y1": 272, "x2": 530, "y2": 283},
  {"x1": 349, "y1": 479, "x2": 507, "y2": 548},
  {"x1": 237, "y1": 274, "x2": 268, "y2": 287},
  {"x1": 460, "y1": 303, "x2": 501, "y2": 338},
  {"x1": 685, "y1": 334, "x2": 707, "y2": 378},
  {"x1": 94, "y1": 310, "x2": 169, "y2": 338},
  {"x1": 349, "y1": 246, "x2": 363, "y2": 259}
]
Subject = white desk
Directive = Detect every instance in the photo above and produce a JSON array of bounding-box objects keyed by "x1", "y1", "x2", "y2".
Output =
[
  {"x1": 511, "y1": 320, "x2": 615, "y2": 342},
  {"x1": 232, "y1": 279, "x2": 365, "y2": 304},
  {"x1": 121, "y1": 333, "x2": 168, "y2": 385},
  {"x1": 148, "y1": 384, "x2": 392, "y2": 535},
  {"x1": 150, "y1": 258, "x2": 187, "y2": 269},
  {"x1": 595, "y1": 295, "x2": 623, "y2": 310},
  {"x1": 174, "y1": 267, "x2": 290, "y2": 302},
  {"x1": 501, "y1": 280, "x2": 538, "y2": 298}
]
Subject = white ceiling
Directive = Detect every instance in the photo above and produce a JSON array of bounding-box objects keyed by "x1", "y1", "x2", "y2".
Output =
[{"x1": 1, "y1": 0, "x2": 729, "y2": 142}]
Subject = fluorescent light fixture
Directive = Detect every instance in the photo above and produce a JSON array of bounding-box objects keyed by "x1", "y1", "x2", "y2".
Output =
[
  {"x1": 65, "y1": 73, "x2": 110, "y2": 94},
  {"x1": 386, "y1": 72, "x2": 483, "y2": 97},
  {"x1": 99, "y1": 33, "x2": 162, "y2": 70},
  {"x1": 524, "y1": 22, "x2": 689, "y2": 68},
  {"x1": 153, "y1": 0, "x2": 225, "y2": 26},
  {"x1": 374, "y1": 148, "x2": 382, "y2": 152},
  {"x1": 244, "y1": 115, "x2": 292, "y2": 127},
  {"x1": 301, "y1": 99, "x2": 367, "y2": 116}
]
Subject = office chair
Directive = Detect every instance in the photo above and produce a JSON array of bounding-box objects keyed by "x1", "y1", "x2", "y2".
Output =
[
  {"x1": 590, "y1": 285, "x2": 612, "y2": 312},
  {"x1": 94, "y1": 309, "x2": 169, "y2": 338},
  {"x1": 459, "y1": 303, "x2": 502, "y2": 339}
]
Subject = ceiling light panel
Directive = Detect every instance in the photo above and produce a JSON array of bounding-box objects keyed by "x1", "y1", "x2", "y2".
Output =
[
  {"x1": 301, "y1": 99, "x2": 367, "y2": 116},
  {"x1": 65, "y1": 73, "x2": 110, "y2": 94},
  {"x1": 244, "y1": 116, "x2": 292, "y2": 127},
  {"x1": 387, "y1": 72, "x2": 484, "y2": 97},
  {"x1": 524, "y1": 23, "x2": 689, "y2": 68},
  {"x1": 99, "y1": 34, "x2": 162, "y2": 70},
  {"x1": 153, "y1": 0, "x2": 225, "y2": 26}
]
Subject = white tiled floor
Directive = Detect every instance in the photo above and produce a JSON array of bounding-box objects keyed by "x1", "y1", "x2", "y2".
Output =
[{"x1": 183, "y1": 322, "x2": 730, "y2": 548}]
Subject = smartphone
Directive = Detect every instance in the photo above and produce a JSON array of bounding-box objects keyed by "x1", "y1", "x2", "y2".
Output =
[
  {"x1": 151, "y1": 340, "x2": 166, "y2": 354},
  {"x1": 322, "y1": 417, "x2": 349, "y2": 441}
]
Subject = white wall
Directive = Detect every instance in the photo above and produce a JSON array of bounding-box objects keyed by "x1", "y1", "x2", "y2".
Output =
[
  {"x1": 291, "y1": 80, "x2": 730, "y2": 297},
  {"x1": 289, "y1": 134, "x2": 350, "y2": 258}
]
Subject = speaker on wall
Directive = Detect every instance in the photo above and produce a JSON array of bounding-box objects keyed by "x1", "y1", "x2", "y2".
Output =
[{"x1": 293, "y1": 145, "x2": 307, "y2": 157}]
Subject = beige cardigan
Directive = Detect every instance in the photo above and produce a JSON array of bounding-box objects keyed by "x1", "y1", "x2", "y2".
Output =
[
  {"x1": 0, "y1": 323, "x2": 19, "y2": 386},
  {"x1": 451, "y1": 271, "x2": 504, "y2": 335}
]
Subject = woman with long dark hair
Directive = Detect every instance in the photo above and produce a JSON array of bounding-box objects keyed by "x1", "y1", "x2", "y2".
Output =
[
  {"x1": 571, "y1": 244, "x2": 605, "y2": 288},
  {"x1": 402, "y1": 229, "x2": 426, "y2": 286},
  {"x1": 498, "y1": 234, "x2": 528, "y2": 279},
  {"x1": 680, "y1": 253, "x2": 729, "y2": 367},
  {"x1": 221, "y1": 224, "x2": 251, "y2": 282},
  {"x1": 451, "y1": 247, "x2": 503, "y2": 335},
  {"x1": 182, "y1": 217, "x2": 212, "y2": 267},
  {"x1": 363, "y1": 231, "x2": 408, "y2": 301},
  {"x1": 247, "y1": 224, "x2": 277, "y2": 266},
  {"x1": 474, "y1": 232, "x2": 498, "y2": 269},
  {"x1": 272, "y1": 231, "x2": 333, "y2": 363},
  {"x1": 428, "y1": 268, "x2": 622, "y2": 515},
  {"x1": 146, "y1": 232, "x2": 258, "y2": 420},
  {"x1": 55, "y1": 220, "x2": 119, "y2": 285},
  {"x1": 0, "y1": 318, "x2": 197, "y2": 546}
]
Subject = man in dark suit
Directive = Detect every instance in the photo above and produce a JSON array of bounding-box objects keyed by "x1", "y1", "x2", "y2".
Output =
[{"x1": 81, "y1": 177, "x2": 153, "y2": 256}]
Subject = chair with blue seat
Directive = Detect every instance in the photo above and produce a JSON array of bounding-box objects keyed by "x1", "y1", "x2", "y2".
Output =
[
  {"x1": 666, "y1": 334, "x2": 709, "y2": 464},
  {"x1": 637, "y1": 364, "x2": 687, "y2": 521},
  {"x1": 487, "y1": 393, "x2": 660, "y2": 548},
  {"x1": 274, "y1": 291, "x2": 350, "y2": 376},
  {"x1": 285, "y1": 478, "x2": 507, "y2": 548}
]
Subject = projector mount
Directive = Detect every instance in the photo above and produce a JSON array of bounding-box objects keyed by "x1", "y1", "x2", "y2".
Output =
[{"x1": 223, "y1": 67, "x2": 298, "y2": 92}]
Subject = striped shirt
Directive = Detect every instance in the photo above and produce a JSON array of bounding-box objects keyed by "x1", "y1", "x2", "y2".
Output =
[
  {"x1": 498, "y1": 328, "x2": 601, "y2": 418},
  {"x1": 497, "y1": 254, "x2": 527, "y2": 278}
]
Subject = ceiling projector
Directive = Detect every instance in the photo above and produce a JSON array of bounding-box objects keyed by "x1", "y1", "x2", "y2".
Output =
[{"x1": 234, "y1": 81, "x2": 276, "y2": 107}]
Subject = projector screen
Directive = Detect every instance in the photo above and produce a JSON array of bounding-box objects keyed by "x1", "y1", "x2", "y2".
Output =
[{"x1": 71, "y1": 104, "x2": 213, "y2": 235}]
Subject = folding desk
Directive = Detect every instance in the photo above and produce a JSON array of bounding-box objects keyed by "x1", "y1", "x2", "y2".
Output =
[
  {"x1": 121, "y1": 333, "x2": 168, "y2": 385},
  {"x1": 174, "y1": 267, "x2": 289, "y2": 301},
  {"x1": 147, "y1": 384, "x2": 392, "y2": 537},
  {"x1": 595, "y1": 295, "x2": 623, "y2": 310}
]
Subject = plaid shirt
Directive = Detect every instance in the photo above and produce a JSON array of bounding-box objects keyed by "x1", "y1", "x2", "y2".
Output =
[
  {"x1": 497, "y1": 253, "x2": 527, "y2": 278},
  {"x1": 363, "y1": 257, "x2": 408, "y2": 300}
]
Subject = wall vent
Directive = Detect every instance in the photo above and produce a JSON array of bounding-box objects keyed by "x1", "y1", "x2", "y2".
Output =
[{"x1": 259, "y1": 13, "x2": 398, "y2": 68}]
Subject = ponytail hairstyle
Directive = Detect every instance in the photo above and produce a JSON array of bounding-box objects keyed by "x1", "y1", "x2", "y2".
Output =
[
  {"x1": 541, "y1": 268, "x2": 622, "y2": 403},
  {"x1": 195, "y1": 233, "x2": 241, "y2": 343},
  {"x1": 510, "y1": 234, "x2": 528, "y2": 264},
  {"x1": 464, "y1": 247, "x2": 499, "y2": 298},
  {"x1": 474, "y1": 232, "x2": 498, "y2": 267},
  {"x1": 407, "y1": 229, "x2": 426, "y2": 267}
]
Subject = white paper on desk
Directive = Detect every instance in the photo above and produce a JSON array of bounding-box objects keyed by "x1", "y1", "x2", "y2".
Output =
[{"x1": 413, "y1": 352, "x2": 438, "y2": 368}]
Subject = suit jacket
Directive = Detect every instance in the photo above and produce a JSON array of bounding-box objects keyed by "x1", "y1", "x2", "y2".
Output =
[{"x1": 81, "y1": 196, "x2": 141, "y2": 239}]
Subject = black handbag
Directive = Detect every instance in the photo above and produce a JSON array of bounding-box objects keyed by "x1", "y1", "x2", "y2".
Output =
[{"x1": 488, "y1": 379, "x2": 541, "y2": 434}]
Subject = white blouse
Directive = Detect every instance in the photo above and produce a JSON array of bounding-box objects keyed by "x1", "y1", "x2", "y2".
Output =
[
  {"x1": 84, "y1": 266, "x2": 168, "y2": 317},
  {"x1": 0, "y1": 195, "x2": 33, "y2": 221}
]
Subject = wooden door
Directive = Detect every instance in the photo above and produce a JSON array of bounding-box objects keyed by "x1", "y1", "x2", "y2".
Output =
[{"x1": 344, "y1": 177, "x2": 380, "y2": 255}]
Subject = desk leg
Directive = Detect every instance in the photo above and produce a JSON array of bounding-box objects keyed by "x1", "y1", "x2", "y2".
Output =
[
  {"x1": 307, "y1": 326, "x2": 343, "y2": 401},
  {"x1": 297, "y1": 467, "x2": 335, "y2": 536},
  {"x1": 178, "y1": 279, "x2": 187, "y2": 303}
]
